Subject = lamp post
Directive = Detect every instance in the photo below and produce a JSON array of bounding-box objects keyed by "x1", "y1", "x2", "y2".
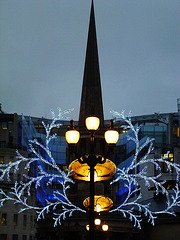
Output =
[{"x1": 65, "y1": 116, "x2": 119, "y2": 240}]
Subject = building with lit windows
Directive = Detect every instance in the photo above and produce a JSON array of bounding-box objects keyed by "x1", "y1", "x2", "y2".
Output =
[
  {"x1": 1, "y1": 101, "x2": 180, "y2": 240},
  {"x1": 0, "y1": 110, "x2": 69, "y2": 240}
]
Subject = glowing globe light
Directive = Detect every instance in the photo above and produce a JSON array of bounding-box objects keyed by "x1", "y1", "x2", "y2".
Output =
[
  {"x1": 104, "y1": 119, "x2": 119, "y2": 144},
  {"x1": 86, "y1": 224, "x2": 90, "y2": 231},
  {"x1": 104, "y1": 129, "x2": 119, "y2": 144},
  {"x1": 65, "y1": 130, "x2": 80, "y2": 144},
  {"x1": 85, "y1": 116, "x2": 100, "y2": 131},
  {"x1": 102, "y1": 223, "x2": 109, "y2": 231},
  {"x1": 95, "y1": 218, "x2": 101, "y2": 226},
  {"x1": 65, "y1": 120, "x2": 80, "y2": 144}
]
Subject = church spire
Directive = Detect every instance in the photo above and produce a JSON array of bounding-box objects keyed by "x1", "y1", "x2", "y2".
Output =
[{"x1": 79, "y1": 0, "x2": 104, "y2": 127}]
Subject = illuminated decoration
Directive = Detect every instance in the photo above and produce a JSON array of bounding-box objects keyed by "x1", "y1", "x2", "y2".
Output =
[
  {"x1": 68, "y1": 158, "x2": 116, "y2": 181},
  {"x1": 102, "y1": 223, "x2": 109, "y2": 231},
  {"x1": 0, "y1": 109, "x2": 86, "y2": 227},
  {"x1": 95, "y1": 218, "x2": 101, "y2": 226},
  {"x1": 65, "y1": 120, "x2": 80, "y2": 144},
  {"x1": 85, "y1": 116, "x2": 100, "y2": 131},
  {"x1": 0, "y1": 109, "x2": 180, "y2": 229},
  {"x1": 83, "y1": 195, "x2": 113, "y2": 212},
  {"x1": 104, "y1": 120, "x2": 119, "y2": 144},
  {"x1": 109, "y1": 111, "x2": 180, "y2": 229}
]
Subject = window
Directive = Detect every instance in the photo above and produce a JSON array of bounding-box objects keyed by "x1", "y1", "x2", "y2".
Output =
[
  {"x1": 30, "y1": 215, "x2": 33, "y2": 227},
  {"x1": 173, "y1": 126, "x2": 180, "y2": 137},
  {"x1": 8, "y1": 121, "x2": 13, "y2": 131},
  {"x1": 13, "y1": 214, "x2": 18, "y2": 226},
  {"x1": 0, "y1": 234, "x2": 7, "y2": 240},
  {"x1": 0, "y1": 142, "x2": 5, "y2": 148},
  {"x1": 9, "y1": 157, "x2": 13, "y2": 164},
  {"x1": 1, "y1": 122, "x2": 8, "y2": 130},
  {"x1": 22, "y1": 236, "x2": 27, "y2": 240},
  {"x1": 0, "y1": 156, "x2": 4, "y2": 164},
  {"x1": 1, "y1": 213, "x2": 7, "y2": 225},
  {"x1": 161, "y1": 153, "x2": 174, "y2": 173},
  {"x1": 23, "y1": 215, "x2": 27, "y2": 227},
  {"x1": 12, "y1": 235, "x2": 18, "y2": 240},
  {"x1": 17, "y1": 174, "x2": 21, "y2": 181},
  {"x1": 9, "y1": 173, "x2": 13, "y2": 182}
]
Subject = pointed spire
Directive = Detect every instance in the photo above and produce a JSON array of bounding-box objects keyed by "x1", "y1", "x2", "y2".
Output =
[{"x1": 79, "y1": 0, "x2": 104, "y2": 127}]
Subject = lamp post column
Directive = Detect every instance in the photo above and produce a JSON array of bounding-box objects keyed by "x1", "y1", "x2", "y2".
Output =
[{"x1": 89, "y1": 157, "x2": 95, "y2": 240}]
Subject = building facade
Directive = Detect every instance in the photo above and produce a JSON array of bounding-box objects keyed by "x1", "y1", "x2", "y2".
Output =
[{"x1": 0, "y1": 100, "x2": 180, "y2": 240}]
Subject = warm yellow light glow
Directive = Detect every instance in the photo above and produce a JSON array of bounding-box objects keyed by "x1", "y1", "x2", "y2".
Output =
[
  {"x1": 105, "y1": 130, "x2": 119, "y2": 144},
  {"x1": 88, "y1": 170, "x2": 98, "y2": 182},
  {"x1": 85, "y1": 116, "x2": 100, "y2": 131},
  {"x1": 102, "y1": 224, "x2": 109, "y2": 231},
  {"x1": 65, "y1": 130, "x2": 80, "y2": 144},
  {"x1": 83, "y1": 195, "x2": 113, "y2": 212},
  {"x1": 95, "y1": 218, "x2": 101, "y2": 226},
  {"x1": 162, "y1": 153, "x2": 173, "y2": 162},
  {"x1": 95, "y1": 204, "x2": 101, "y2": 213},
  {"x1": 69, "y1": 158, "x2": 116, "y2": 182},
  {"x1": 86, "y1": 224, "x2": 90, "y2": 231}
]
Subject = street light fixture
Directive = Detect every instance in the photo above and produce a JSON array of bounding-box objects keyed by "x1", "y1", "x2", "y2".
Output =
[
  {"x1": 65, "y1": 120, "x2": 80, "y2": 144},
  {"x1": 104, "y1": 120, "x2": 119, "y2": 144},
  {"x1": 65, "y1": 116, "x2": 119, "y2": 239},
  {"x1": 94, "y1": 218, "x2": 101, "y2": 226},
  {"x1": 85, "y1": 116, "x2": 100, "y2": 131},
  {"x1": 102, "y1": 223, "x2": 109, "y2": 232}
]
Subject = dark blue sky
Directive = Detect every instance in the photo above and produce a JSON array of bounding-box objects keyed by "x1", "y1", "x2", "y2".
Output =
[{"x1": 1, "y1": 0, "x2": 180, "y2": 120}]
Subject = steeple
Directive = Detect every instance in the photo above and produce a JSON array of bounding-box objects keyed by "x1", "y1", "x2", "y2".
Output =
[{"x1": 79, "y1": 0, "x2": 104, "y2": 127}]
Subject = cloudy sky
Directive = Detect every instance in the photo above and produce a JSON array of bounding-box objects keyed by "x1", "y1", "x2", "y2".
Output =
[{"x1": 0, "y1": 0, "x2": 180, "y2": 120}]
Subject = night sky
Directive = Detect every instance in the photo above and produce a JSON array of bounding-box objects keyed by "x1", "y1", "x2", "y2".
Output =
[{"x1": 0, "y1": 0, "x2": 180, "y2": 120}]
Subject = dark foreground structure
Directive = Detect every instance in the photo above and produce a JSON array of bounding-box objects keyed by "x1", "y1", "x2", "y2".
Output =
[{"x1": 0, "y1": 1, "x2": 180, "y2": 240}]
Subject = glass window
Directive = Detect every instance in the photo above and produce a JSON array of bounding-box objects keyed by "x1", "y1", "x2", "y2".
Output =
[
  {"x1": 8, "y1": 121, "x2": 13, "y2": 131},
  {"x1": 0, "y1": 142, "x2": 5, "y2": 148},
  {"x1": 17, "y1": 174, "x2": 21, "y2": 181},
  {"x1": 161, "y1": 153, "x2": 174, "y2": 172},
  {"x1": 12, "y1": 235, "x2": 18, "y2": 240},
  {"x1": 0, "y1": 156, "x2": 4, "y2": 164},
  {"x1": 13, "y1": 214, "x2": 18, "y2": 226},
  {"x1": 1, "y1": 122, "x2": 8, "y2": 130},
  {"x1": 23, "y1": 215, "x2": 27, "y2": 227},
  {"x1": 9, "y1": 173, "x2": 13, "y2": 182},
  {"x1": 1, "y1": 213, "x2": 7, "y2": 225},
  {"x1": 30, "y1": 215, "x2": 33, "y2": 227},
  {"x1": 0, "y1": 234, "x2": 7, "y2": 240},
  {"x1": 22, "y1": 236, "x2": 27, "y2": 240}
]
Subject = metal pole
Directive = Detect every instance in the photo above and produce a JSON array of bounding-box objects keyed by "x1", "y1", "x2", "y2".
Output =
[
  {"x1": 89, "y1": 159, "x2": 95, "y2": 240},
  {"x1": 89, "y1": 132, "x2": 95, "y2": 240}
]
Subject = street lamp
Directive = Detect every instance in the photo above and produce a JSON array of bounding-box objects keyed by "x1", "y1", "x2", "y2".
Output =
[
  {"x1": 102, "y1": 223, "x2": 109, "y2": 232},
  {"x1": 65, "y1": 116, "x2": 119, "y2": 239},
  {"x1": 95, "y1": 218, "x2": 101, "y2": 226},
  {"x1": 104, "y1": 120, "x2": 119, "y2": 144},
  {"x1": 65, "y1": 120, "x2": 80, "y2": 144},
  {"x1": 85, "y1": 116, "x2": 100, "y2": 131}
]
